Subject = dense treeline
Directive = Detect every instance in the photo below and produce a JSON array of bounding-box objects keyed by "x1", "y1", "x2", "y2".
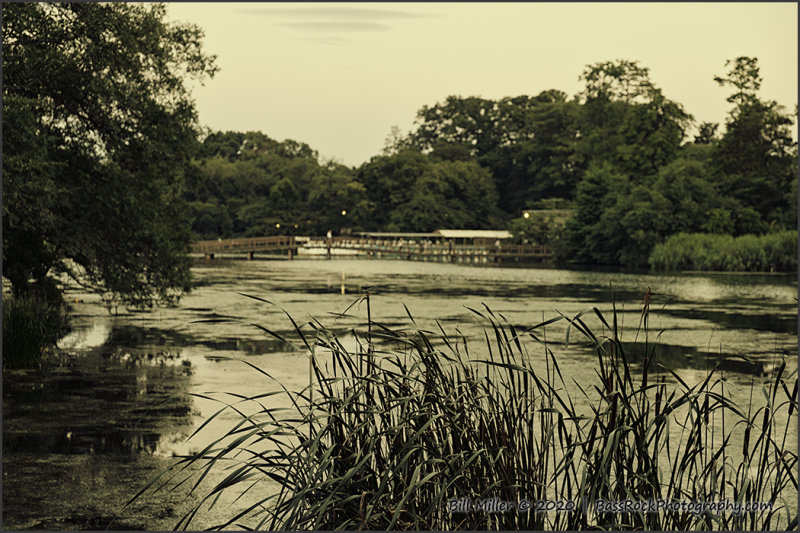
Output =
[
  {"x1": 185, "y1": 57, "x2": 797, "y2": 269},
  {"x1": 186, "y1": 131, "x2": 502, "y2": 237}
]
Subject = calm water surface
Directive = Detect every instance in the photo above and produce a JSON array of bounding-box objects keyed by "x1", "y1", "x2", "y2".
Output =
[{"x1": 3, "y1": 259, "x2": 797, "y2": 529}]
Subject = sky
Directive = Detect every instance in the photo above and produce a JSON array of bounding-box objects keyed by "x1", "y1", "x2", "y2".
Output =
[{"x1": 166, "y1": 2, "x2": 798, "y2": 167}]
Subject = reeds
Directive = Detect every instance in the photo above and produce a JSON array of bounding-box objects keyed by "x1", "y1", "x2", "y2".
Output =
[
  {"x1": 136, "y1": 293, "x2": 798, "y2": 530},
  {"x1": 649, "y1": 231, "x2": 798, "y2": 272}
]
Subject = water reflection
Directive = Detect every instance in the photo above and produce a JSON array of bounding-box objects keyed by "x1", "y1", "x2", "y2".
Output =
[
  {"x1": 601, "y1": 341, "x2": 783, "y2": 376},
  {"x1": 57, "y1": 321, "x2": 111, "y2": 350},
  {"x1": 105, "y1": 324, "x2": 296, "y2": 355},
  {"x1": 659, "y1": 307, "x2": 797, "y2": 334},
  {"x1": 3, "y1": 350, "x2": 193, "y2": 456},
  {"x1": 3, "y1": 260, "x2": 796, "y2": 530}
]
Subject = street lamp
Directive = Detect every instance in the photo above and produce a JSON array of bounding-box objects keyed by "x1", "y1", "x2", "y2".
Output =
[
  {"x1": 341, "y1": 210, "x2": 347, "y2": 216},
  {"x1": 523, "y1": 212, "x2": 530, "y2": 219}
]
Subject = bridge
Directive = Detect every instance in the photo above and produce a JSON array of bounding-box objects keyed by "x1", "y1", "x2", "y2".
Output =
[
  {"x1": 192, "y1": 236, "x2": 298, "y2": 260},
  {"x1": 191, "y1": 235, "x2": 552, "y2": 264}
]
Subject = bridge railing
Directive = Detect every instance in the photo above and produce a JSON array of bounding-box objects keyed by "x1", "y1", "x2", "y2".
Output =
[
  {"x1": 192, "y1": 235, "x2": 551, "y2": 258},
  {"x1": 192, "y1": 236, "x2": 296, "y2": 253},
  {"x1": 324, "y1": 237, "x2": 550, "y2": 257}
]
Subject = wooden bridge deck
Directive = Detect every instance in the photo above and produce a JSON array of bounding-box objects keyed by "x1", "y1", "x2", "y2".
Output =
[
  {"x1": 191, "y1": 235, "x2": 551, "y2": 263},
  {"x1": 192, "y1": 236, "x2": 298, "y2": 259}
]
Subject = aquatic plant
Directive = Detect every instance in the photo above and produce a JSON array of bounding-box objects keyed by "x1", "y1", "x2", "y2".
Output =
[
  {"x1": 2, "y1": 295, "x2": 69, "y2": 369},
  {"x1": 133, "y1": 293, "x2": 798, "y2": 530},
  {"x1": 649, "y1": 230, "x2": 798, "y2": 272}
]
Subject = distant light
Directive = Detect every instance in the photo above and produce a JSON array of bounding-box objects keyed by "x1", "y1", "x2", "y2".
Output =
[
  {"x1": 294, "y1": 224, "x2": 298, "y2": 228},
  {"x1": 523, "y1": 212, "x2": 530, "y2": 219},
  {"x1": 341, "y1": 210, "x2": 347, "y2": 216},
  {"x1": 275, "y1": 223, "x2": 281, "y2": 228}
]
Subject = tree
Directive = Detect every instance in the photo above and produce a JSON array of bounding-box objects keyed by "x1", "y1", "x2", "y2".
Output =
[
  {"x1": 508, "y1": 214, "x2": 563, "y2": 245},
  {"x1": 410, "y1": 96, "x2": 500, "y2": 158},
  {"x1": 357, "y1": 149, "x2": 430, "y2": 230},
  {"x1": 308, "y1": 162, "x2": 371, "y2": 234},
  {"x1": 407, "y1": 92, "x2": 582, "y2": 213},
  {"x1": 381, "y1": 125, "x2": 410, "y2": 156},
  {"x1": 563, "y1": 162, "x2": 626, "y2": 264},
  {"x1": 357, "y1": 149, "x2": 499, "y2": 232},
  {"x1": 614, "y1": 88, "x2": 693, "y2": 179},
  {"x1": 713, "y1": 57, "x2": 762, "y2": 108},
  {"x1": 390, "y1": 159, "x2": 500, "y2": 232},
  {"x1": 506, "y1": 94, "x2": 581, "y2": 205},
  {"x1": 579, "y1": 60, "x2": 654, "y2": 104},
  {"x1": 575, "y1": 60, "x2": 692, "y2": 180},
  {"x1": 2, "y1": 3, "x2": 217, "y2": 307},
  {"x1": 693, "y1": 122, "x2": 719, "y2": 144},
  {"x1": 712, "y1": 57, "x2": 797, "y2": 226}
]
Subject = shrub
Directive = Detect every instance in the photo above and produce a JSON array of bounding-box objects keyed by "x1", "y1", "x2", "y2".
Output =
[{"x1": 2, "y1": 295, "x2": 69, "y2": 369}]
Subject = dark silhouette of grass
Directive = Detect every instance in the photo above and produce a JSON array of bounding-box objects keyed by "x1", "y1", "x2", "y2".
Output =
[{"x1": 131, "y1": 292, "x2": 798, "y2": 530}]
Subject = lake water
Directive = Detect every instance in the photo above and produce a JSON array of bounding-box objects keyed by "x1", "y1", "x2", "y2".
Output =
[{"x1": 3, "y1": 258, "x2": 797, "y2": 529}]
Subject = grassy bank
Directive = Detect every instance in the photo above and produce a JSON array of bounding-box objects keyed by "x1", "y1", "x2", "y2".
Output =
[
  {"x1": 2, "y1": 295, "x2": 69, "y2": 369},
  {"x1": 649, "y1": 230, "x2": 797, "y2": 272},
  {"x1": 139, "y1": 295, "x2": 798, "y2": 530}
]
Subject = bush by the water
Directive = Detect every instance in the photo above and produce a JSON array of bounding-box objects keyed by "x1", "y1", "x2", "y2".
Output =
[
  {"x1": 137, "y1": 295, "x2": 798, "y2": 530},
  {"x1": 649, "y1": 230, "x2": 797, "y2": 272},
  {"x1": 2, "y1": 295, "x2": 69, "y2": 369}
]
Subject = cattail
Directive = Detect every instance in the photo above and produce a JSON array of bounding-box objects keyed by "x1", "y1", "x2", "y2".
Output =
[
  {"x1": 610, "y1": 395, "x2": 618, "y2": 428},
  {"x1": 743, "y1": 424, "x2": 751, "y2": 460}
]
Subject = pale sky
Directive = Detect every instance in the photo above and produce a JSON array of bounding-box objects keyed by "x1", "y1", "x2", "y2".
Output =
[{"x1": 166, "y1": 2, "x2": 798, "y2": 167}]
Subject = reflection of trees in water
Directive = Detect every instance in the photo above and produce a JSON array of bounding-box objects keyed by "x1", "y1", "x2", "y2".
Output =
[
  {"x1": 106, "y1": 324, "x2": 294, "y2": 355},
  {"x1": 660, "y1": 307, "x2": 797, "y2": 335},
  {"x1": 599, "y1": 341, "x2": 783, "y2": 376},
  {"x1": 3, "y1": 350, "x2": 194, "y2": 456}
]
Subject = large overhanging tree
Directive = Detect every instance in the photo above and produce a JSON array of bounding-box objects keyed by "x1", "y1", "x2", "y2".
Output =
[{"x1": 3, "y1": 3, "x2": 217, "y2": 308}]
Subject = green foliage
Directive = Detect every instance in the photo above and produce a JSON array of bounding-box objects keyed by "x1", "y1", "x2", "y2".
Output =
[
  {"x1": 186, "y1": 134, "x2": 367, "y2": 236},
  {"x1": 508, "y1": 213, "x2": 565, "y2": 245},
  {"x1": 141, "y1": 298, "x2": 798, "y2": 530},
  {"x1": 187, "y1": 201, "x2": 233, "y2": 238},
  {"x1": 308, "y1": 162, "x2": 372, "y2": 233},
  {"x1": 714, "y1": 56, "x2": 762, "y2": 107},
  {"x1": 560, "y1": 56, "x2": 795, "y2": 269},
  {"x1": 178, "y1": 56, "x2": 794, "y2": 273},
  {"x1": 564, "y1": 163, "x2": 627, "y2": 264},
  {"x1": 389, "y1": 159, "x2": 500, "y2": 232},
  {"x1": 575, "y1": 60, "x2": 693, "y2": 180},
  {"x1": 408, "y1": 92, "x2": 582, "y2": 213},
  {"x1": 693, "y1": 122, "x2": 719, "y2": 144},
  {"x1": 498, "y1": 96, "x2": 582, "y2": 210},
  {"x1": 2, "y1": 295, "x2": 69, "y2": 369},
  {"x1": 357, "y1": 149, "x2": 500, "y2": 232},
  {"x1": 357, "y1": 149, "x2": 428, "y2": 229},
  {"x1": 411, "y1": 96, "x2": 501, "y2": 158},
  {"x1": 650, "y1": 231, "x2": 798, "y2": 272},
  {"x1": 579, "y1": 59, "x2": 654, "y2": 103},
  {"x1": 614, "y1": 88, "x2": 693, "y2": 178},
  {"x1": 2, "y1": 3, "x2": 216, "y2": 308},
  {"x1": 711, "y1": 57, "x2": 797, "y2": 225}
]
